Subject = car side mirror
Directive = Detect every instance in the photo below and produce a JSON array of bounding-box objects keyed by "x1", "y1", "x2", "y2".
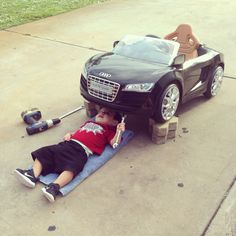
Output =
[
  {"x1": 113, "y1": 40, "x2": 119, "y2": 48},
  {"x1": 172, "y1": 54, "x2": 185, "y2": 68}
]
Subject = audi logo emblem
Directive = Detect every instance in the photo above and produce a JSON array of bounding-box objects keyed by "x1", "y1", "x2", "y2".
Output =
[{"x1": 99, "y1": 72, "x2": 111, "y2": 78}]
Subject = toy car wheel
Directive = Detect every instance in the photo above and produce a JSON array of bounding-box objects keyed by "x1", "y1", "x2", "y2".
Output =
[
  {"x1": 204, "y1": 66, "x2": 224, "y2": 98},
  {"x1": 154, "y1": 83, "x2": 180, "y2": 123}
]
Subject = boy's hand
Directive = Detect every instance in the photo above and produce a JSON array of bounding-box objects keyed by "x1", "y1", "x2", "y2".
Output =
[
  {"x1": 110, "y1": 122, "x2": 126, "y2": 147},
  {"x1": 63, "y1": 133, "x2": 72, "y2": 141},
  {"x1": 116, "y1": 122, "x2": 125, "y2": 133}
]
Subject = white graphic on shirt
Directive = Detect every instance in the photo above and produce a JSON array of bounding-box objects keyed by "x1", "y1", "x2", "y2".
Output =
[{"x1": 79, "y1": 122, "x2": 104, "y2": 135}]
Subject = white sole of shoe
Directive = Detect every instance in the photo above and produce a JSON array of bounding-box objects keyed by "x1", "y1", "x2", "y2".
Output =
[
  {"x1": 41, "y1": 188, "x2": 55, "y2": 203},
  {"x1": 14, "y1": 170, "x2": 35, "y2": 188}
]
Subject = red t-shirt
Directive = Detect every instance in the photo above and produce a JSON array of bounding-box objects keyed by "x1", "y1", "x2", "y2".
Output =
[{"x1": 71, "y1": 121, "x2": 116, "y2": 155}]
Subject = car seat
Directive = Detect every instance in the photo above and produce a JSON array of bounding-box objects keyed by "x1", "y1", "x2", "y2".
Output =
[{"x1": 164, "y1": 24, "x2": 200, "y2": 61}]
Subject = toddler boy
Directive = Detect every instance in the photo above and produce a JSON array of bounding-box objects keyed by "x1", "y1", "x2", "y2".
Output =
[{"x1": 14, "y1": 107, "x2": 125, "y2": 203}]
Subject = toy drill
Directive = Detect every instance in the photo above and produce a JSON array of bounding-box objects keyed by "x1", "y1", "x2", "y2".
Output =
[{"x1": 21, "y1": 106, "x2": 84, "y2": 135}]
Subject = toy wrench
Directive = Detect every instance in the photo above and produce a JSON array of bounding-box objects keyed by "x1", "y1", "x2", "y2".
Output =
[{"x1": 112, "y1": 115, "x2": 127, "y2": 148}]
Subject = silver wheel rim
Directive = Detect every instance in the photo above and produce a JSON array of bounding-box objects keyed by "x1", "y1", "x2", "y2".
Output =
[
  {"x1": 161, "y1": 84, "x2": 180, "y2": 121},
  {"x1": 211, "y1": 66, "x2": 224, "y2": 96}
]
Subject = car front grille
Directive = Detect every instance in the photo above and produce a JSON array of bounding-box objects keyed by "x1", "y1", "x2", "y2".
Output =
[{"x1": 87, "y1": 75, "x2": 120, "y2": 102}]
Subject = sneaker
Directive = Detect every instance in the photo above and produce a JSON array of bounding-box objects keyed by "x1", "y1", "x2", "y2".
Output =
[
  {"x1": 14, "y1": 168, "x2": 39, "y2": 188},
  {"x1": 41, "y1": 183, "x2": 60, "y2": 203}
]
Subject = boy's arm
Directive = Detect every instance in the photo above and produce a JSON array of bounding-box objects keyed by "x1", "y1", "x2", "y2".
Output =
[
  {"x1": 110, "y1": 123, "x2": 125, "y2": 146},
  {"x1": 63, "y1": 132, "x2": 74, "y2": 141}
]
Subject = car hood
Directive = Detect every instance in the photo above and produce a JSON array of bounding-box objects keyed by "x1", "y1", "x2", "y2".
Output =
[{"x1": 86, "y1": 52, "x2": 170, "y2": 84}]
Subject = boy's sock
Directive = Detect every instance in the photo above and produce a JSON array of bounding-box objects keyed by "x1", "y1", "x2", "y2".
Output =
[
  {"x1": 14, "y1": 168, "x2": 39, "y2": 188},
  {"x1": 41, "y1": 183, "x2": 60, "y2": 203}
]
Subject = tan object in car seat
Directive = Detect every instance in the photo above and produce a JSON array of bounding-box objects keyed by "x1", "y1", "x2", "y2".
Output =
[{"x1": 164, "y1": 24, "x2": 199, "y2": 61}]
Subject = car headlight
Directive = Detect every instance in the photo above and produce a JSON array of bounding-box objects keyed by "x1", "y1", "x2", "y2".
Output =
[
  {"x1": 122, "y1": 83, "x2": 154, "y2": 92},
  {"x1": 81, "y1": 65, "x2": 88, "y2": 79}
]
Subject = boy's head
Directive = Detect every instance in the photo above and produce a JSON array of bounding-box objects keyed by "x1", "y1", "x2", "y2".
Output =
[{"x1": 95, "y1": 107, "x2": 122, "y2": 126}]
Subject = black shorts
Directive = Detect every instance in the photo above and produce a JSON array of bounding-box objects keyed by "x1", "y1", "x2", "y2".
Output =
[{"x1": 31, "y1": 140, "x2": 88, "y2": 176}]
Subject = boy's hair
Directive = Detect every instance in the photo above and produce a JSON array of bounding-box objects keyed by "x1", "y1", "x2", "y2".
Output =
[{"x1": 113, "y1": 112, "x2": 122, "y2": 123}]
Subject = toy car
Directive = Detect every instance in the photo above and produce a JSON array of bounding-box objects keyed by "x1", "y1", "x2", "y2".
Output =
[{"x1": 80, "y1": 24, "x2": 224, "y2": 122}]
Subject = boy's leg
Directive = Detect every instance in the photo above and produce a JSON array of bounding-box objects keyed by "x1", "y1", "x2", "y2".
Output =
[
  {"x1": 32, "y1": 158, "x2": 43, "y2": 178},
  {"x1": 54, "y1": 170, "x2": 74, "y2": 188},
  {"x1": 14, "y1": 158, "x2": 42, "y2": 188},
  {"x1": 42, "y1": 170, "x2": 74, "y2": 203}
]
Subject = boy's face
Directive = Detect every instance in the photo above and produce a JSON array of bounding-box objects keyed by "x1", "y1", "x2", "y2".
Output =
[{"x1": 95, "y1": 108, "x2": 118, "y2": 126}]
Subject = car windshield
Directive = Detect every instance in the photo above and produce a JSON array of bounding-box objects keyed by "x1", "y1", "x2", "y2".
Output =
[{"x1": 112, "y1": 35, "x2": 180, "y2": 65}]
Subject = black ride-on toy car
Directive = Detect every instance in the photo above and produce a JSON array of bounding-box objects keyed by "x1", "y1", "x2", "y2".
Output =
[{"x1": 80, "y1": 24, "x2": 224, "y2": 123}]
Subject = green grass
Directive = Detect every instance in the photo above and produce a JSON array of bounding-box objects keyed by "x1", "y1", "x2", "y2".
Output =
[{"x1": 0, "y1": 0, "x2": 107, "y2": 30}]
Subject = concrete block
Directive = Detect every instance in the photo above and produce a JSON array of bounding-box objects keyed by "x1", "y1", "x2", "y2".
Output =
[
  {"x1": 152, "y1": 122, "x2": 169, "y2": 137},
  {"x1": 148, "y1": 118, "x2": 155, "y2": 134},
  {"x1": 95, "y1": 104, "x2": 101, "y2": 111},
  {"x1": 84, "y1": 100, "x2": 98, "y2": 117},
  {"x1": 152, "y1": 135, "x2": 167, "y2": 145},
  {"x1": 168, "y1": 116, "x2": 178, "y2": 131},
  {"x1": 86, "y1": 109, "x2": 97, "y2": 118},
  {"x1": 167, "y1": 130, "x2": 177, "y2": 139},
  {"x1": 149, "y1": 116, "x2": 179, "y2": 144},
  {"x1": 84, "y1": 100, "x2": 96, "y2": 110}
]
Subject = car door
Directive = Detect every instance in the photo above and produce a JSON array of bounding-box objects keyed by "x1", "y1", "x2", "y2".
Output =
[{"x1": 182, "y1": 59, "x2": 202, "y2": 95}]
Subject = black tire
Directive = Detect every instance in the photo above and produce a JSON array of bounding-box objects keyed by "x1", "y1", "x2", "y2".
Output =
[
  {"x1": 204, "y1": 66, "x2": 224, "y2": 98},
  {"x1": 154, "y1": 83, "x2": 180, "y2": 123}
]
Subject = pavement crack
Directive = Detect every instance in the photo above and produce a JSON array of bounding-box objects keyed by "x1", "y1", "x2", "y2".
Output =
[
  {"x1": 3, "y1": 29, "x2": 107, "y2": 53},
  {"x1": 224, "y1": 75, "x2": 236, "y2": 80},
  {"x1": 200, "y1": 175, "x2": 236, "y2": 236}
]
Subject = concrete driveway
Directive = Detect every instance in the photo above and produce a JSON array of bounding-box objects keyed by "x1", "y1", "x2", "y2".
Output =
[{"x1": 0, "y1": 0, "x2": 236, "y2": 235}]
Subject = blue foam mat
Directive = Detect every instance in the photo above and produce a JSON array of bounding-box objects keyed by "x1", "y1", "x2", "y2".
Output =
[{"x1": 39, "y1": 130, "x2": 134, "y2": 195}]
